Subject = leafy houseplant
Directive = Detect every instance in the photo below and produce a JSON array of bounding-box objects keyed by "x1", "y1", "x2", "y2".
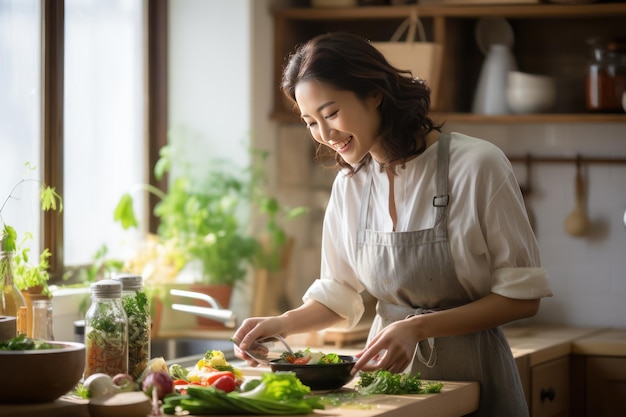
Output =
[
  {"x1": 115, "y1": 144, "x2": 306, "y2": 287},
  {"x1": 0, "y1": 163, "x2": 63, "y2": 296}
]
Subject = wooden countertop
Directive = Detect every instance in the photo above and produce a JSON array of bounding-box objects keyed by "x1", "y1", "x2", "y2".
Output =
[
  {"x1": 503, "y1": 325, "x2": 602, "y2": 366},
  {"x1": 0, "y1": 381, "x2": 478, "y2": 417},
  {"x1": 571, "y1": 328, "x2": 626, "y2": 357}
]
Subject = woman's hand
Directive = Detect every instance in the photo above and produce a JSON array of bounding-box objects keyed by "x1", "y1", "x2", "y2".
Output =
[
  {"x1": 231, "y1": 316, "x2": 286, "y2": 367},
  {"x1": 230, "y1": 300, "x2": 344, "y2": 367},
  {"x1": 352, "y1": 318, "x2": 421, "y2": 375}
]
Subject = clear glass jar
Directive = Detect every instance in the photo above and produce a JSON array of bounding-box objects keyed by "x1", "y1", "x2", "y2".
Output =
[
  {"x1": 31, "y1": 299, "x2": 54, "y2": 340},
  {"x1": 113, "y1": 273, "x2": 150, "y2": 380},
  {"x1": 586, "y1": 38, "x2": 626, "y2": 112},
  {"x1": 0, "y1": 243, "x2": 27, "y2": 336},
  {"x1": 84, "y1": 279, "x2": 128, "y2": 378}
]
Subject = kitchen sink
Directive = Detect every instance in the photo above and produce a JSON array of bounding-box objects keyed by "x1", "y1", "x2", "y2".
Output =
[{"x1": 151, "y1": 338, "x2": 235, "y2": 367}]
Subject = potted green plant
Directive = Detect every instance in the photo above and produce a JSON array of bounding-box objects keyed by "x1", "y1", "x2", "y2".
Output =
[
  {"x1": 0, "y1": 163, "x2": 62, "y2": 334},
  {"x1": 1, "y1": 163, "x2": 62, "y2": 294},
  {"x1": 113, "y1": 140, "x2": 307, "y2": 329}
]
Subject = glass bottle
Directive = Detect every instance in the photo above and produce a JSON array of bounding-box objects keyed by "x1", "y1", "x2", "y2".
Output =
[
  {"x1": 0, "y1": 240, "x2": 27, "y2": 336},
  {"x1": 32, "y1": 299, "x2": 54, "y2": 340},
  {"x1": 84, "y1": 279, "x2": 128, "y2": 378},
  {"x1": 586, "y1": 38, "x2": 626, "y2": 112},
  {"x1": 113, "y1": 273, "x2": 150, "y2": 381}
]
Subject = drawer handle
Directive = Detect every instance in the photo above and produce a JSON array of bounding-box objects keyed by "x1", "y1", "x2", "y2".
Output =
[{"x1": 540, "y1": 387, "x2": 555, "y2": 402}]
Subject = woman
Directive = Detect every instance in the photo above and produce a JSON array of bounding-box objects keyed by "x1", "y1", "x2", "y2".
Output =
[{"x1": 233, "y1": 32, "x2": 552, "y2": 416}]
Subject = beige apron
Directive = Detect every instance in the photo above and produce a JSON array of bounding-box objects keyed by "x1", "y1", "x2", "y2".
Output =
[{"x1": 355, "y1": 133, "x2": 529, "y2": 416}]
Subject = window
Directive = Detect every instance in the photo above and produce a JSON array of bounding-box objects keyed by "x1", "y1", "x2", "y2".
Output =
[
  {"x1": 64, "y1": 0, "x2": 146, "y2": 265},
  {"x1": 0, "y1": 0, "x2": 166, "y2": 283},
  {"x1": 0, "y1": 0, "x2": 43, "y2": 252}
]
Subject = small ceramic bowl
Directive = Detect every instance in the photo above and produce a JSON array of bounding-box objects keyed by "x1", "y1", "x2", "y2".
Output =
[
  {"x1": 507, "y1": 71, "x2": 557, "y2": 114},
  {"x1": 270, "y1": 355, "x2": 357, "y2": 390}
]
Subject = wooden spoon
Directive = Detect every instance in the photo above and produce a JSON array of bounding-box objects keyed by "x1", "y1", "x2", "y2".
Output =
[{"x1": 564, "y1": 159, "x2": 590, "y2": 237}]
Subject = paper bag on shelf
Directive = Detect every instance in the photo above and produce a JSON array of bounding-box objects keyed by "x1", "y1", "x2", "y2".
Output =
[{"x1": 371, "y1": 9, "x2": 443, "y2": 109}]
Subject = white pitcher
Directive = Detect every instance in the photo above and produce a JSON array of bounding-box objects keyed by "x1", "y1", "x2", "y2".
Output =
[{"x1": 472, "y1": 44, "x2": 518, "y2": 115}]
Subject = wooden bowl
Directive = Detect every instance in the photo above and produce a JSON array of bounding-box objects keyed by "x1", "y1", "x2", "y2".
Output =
[{"x1": 0, "y1": 341, "x2": 85, "y2": 404}]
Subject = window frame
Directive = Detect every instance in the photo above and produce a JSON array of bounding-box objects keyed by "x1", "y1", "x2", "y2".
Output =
[{"x1": 42, "y1": 0, "x2": 168, "y2": 283}]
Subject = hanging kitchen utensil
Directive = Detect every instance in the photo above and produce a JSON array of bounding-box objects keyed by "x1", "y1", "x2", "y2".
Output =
[
  {"x1": 564, "y1": 157, "x2": 590, "y2": 237},
  {"x1": 519, "y1": 154, "x2": 535, "y2": 232}
]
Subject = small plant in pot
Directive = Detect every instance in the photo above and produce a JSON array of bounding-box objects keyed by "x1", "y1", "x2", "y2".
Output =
[
  {"x1": 113, "y1": 132, "x2": 307, "y2": 329},
  {"x1": 0, "y1": 163, "x2": 62, "y2": 334}
]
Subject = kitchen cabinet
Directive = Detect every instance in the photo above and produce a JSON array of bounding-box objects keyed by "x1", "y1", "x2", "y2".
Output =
[
  {"x1": 503, "y1": 325, "x2": 601, "y2": 417},
  {"x1": 570, "y1": 329, "x2": 626, "y2": 417},
  {"x1": 530, "y1": 356, "x2": 570, "y2": 417},
  {"x1": 271, "y1": 3, "x2": 626, "y2": 124}
]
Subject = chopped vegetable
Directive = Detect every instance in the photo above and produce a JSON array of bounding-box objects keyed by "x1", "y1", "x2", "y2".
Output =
[
  {"x1": 240, "y1": 378, "x2": 262, "y2": 393},
  {"x1": 278, "y1": 347, "x2": 342, "y2": 365},
  {"x1": 356, "y1": 370, "x2": 444, "y2": 395},
  {"x1": 212, "y1": 375, "x2": 236, "y2": 393},
  {"x1": 0, "y1": 334, "x2": 53, "y2": 350},
  {"x1": 162, "y1": 371, "x2": 324, "y2": 415},
  {"x1": 168, "y1": 363, "x2": 189, "y2": 381}
]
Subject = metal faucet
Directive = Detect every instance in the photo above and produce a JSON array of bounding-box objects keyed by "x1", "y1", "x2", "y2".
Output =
[{"x1": 170, "y1": 288, "x2": 237, "y2": 328}]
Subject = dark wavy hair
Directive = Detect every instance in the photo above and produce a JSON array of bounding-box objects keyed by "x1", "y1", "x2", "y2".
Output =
[{"x1": 281, "y1": 31, "x2": 443, "y2": 173}]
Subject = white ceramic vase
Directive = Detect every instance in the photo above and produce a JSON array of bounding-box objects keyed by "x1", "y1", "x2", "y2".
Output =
[{"x1": 472, "y1": 44, "x2": 518, "y2": 115}]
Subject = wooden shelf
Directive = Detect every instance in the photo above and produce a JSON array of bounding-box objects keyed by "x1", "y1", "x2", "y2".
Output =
[
  {"x1": 272, "y1": 3, "x2": 626, "y2": 19},
  {"x1": 271, "y1": 3, "x2": 626, "y2": 125},
  {"x1": 271, "y1": 110, "x2": 626, "y2": 125}
]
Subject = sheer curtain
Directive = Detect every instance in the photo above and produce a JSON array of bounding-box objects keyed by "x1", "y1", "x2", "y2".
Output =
[
  {"x1": 0, "y1": 0, "x2": 42, "y2": 252},
  {"x1": 64, "y1": 0, "x2": 146, "y2": 265}
]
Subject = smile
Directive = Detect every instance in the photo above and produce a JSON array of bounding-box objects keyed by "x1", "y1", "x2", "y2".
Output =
[{"x1": 334, "y1": 136, "x2": 353, "y2": 152}]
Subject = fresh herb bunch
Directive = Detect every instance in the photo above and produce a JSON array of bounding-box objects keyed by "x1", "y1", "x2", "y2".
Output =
[
  {"x1": 356, "y1": 369, "x2": 444, "y2": 395},
  {"x1": 121, "y1": 290, "x2": 150, "y2": 379}
]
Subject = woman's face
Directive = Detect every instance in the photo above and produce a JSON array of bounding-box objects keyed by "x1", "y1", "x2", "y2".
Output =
[{"x1": 295, "y1": 80, "x2": 383, "y2": 165}]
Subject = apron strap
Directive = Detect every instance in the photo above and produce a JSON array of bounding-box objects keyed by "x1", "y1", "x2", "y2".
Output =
[{"x1": 433, "y1": 133, "x2": 451, "y2": 236}]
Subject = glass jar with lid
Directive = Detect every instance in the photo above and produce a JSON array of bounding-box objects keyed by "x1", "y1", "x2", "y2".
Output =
[
  {"x1": 84, "y1": 279, "x2": 128, "y2": 378},
  {"x1": 113, "y1": 273, "x2": 150, "y2": 380},
  {"x1": 586, "y1": 38, "x2": 626, "y2": 112}
]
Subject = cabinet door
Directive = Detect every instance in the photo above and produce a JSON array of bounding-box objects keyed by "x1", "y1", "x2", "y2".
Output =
[
  {"x1": 531, "y1": 356, "x2": 569, "y2": 417},
  {"x1": 586, "y1": 357, "x2": 626, "y2": 417}
]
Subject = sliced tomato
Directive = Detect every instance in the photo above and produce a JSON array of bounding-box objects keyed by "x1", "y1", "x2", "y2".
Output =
[
  {"x1": 204, "y1": 371, "x2": 235, "y2": 386},
  {"x1": 211, "y1": 375, "x2": 236, "y2": 393},
  {"x1": 292, "y1": 356, "x2": 311, "y2": 365}
]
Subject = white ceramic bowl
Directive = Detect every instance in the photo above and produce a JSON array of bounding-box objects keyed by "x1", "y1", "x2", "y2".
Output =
[
  {"x1": 507, "y1": 71, "x2": 556, "y2": 114},
  {"x1": 508, "y1": 71, "x2": 555, "y2": 91}
]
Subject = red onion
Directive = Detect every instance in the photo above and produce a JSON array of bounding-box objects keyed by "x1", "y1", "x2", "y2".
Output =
[{"x1": 142, "y1": 371, "x2": 174, "y2": 400}]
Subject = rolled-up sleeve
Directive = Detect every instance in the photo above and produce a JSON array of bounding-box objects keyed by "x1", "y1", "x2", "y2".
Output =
[
  {"x1": 303, "y1": 278, "x2": 365, "y2": 329},
  {"x1": 492, "y1": 267, "x2": 552, "y2": 299}
]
